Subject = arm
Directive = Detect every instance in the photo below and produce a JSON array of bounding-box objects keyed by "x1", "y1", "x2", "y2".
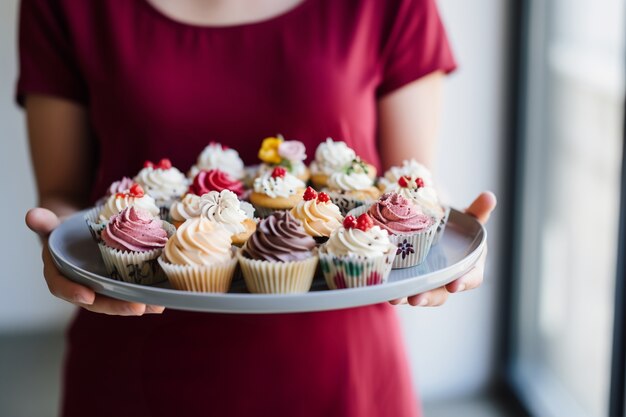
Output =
[
  {"x1": 377, "y1": 72, "x2": 497, "y2": 307},
  {"x1": 24, "y1": 94, "x2": 163, "y2": 315}
]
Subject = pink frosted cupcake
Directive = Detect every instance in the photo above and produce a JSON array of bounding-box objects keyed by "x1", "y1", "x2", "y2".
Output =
[
  {"x1": 188, "y1": 169, "x2": 245, "y2": 197},
  {"x1": 98, "y1": 207, "x2": 173, "y2": 285}
]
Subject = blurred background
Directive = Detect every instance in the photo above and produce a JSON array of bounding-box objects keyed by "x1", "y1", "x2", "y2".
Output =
[{"x1": 1, "y1": 0, "x2": 625, "y2": 416}]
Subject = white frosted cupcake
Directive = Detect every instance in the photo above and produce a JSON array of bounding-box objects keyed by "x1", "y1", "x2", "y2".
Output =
[
  {"x1": 249, "y1": 167, "x2": 306, "y2": 217},
  {"x1": 319, "y1": 213, "x2": 396, "y2": 289},
  {"x1": 309, "y1": 138, "x2": 377, "y2": 188},
  {"x1": 98, "y1": 207, "x2": 173, "y2": 285},
  {"x1": 85, "y1": 183, "x2": 160, "y2": 242},
  {"x1": 168, "y1": 193, "x2": 204, "y2": 228},
  {"x1": 158, "y1": 217, "x2": 238, "y2": 293},
  {"x1": 377, "y1": 159, "x2": 435, "y2": 191},
  {"x1": 237, "y1": 211, "x2": 318, "y2": 294},
  {"x1": 289, "y1": 186, "x2": 343, "y2": 243},
  {"x1": 134, "y1": 159, "x2": 188, "y2": 218},
  {"x1": 256, "y1": 135, "x2": 310, "y2": 182},
  {"x1": 324, "y1": 158, "x2": 380, "y2": 215},
  {"x1": 188, "y1": 142, "x2": 245, "y2": 180}
]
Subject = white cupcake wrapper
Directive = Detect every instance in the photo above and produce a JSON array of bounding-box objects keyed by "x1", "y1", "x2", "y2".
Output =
[
  {"x1": 84, "y1": 206, "x2": 106, "y2": 243},
  {"x1": 318, "y1": 245, "x2": 396, "y2": 289},
  {"x1": 158, "y1": 252, "x2": 238, "y2": 293},
  {"x1": 347, "y1": 205, "x2": 438, "y2": 268},
  {"x1": 432, "y1": 206, "x2": 451, "y2": 246},
  {"x1": 325, "y1": 191, "x2": 374, "y2": 216},
  {"x1": 98, "y1": 244, "x2": 166, "y2": 285},
  {"x1": 236, "y1": 249, "x2": 318, "y2": 294}
]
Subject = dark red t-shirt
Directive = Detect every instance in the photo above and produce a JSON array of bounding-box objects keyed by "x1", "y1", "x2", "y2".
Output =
[{"x1": 17, "y1": 1, "x2": 455, "y2": 416}]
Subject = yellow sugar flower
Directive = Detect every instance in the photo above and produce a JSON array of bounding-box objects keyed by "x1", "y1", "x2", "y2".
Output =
[{"x1": 258, "y1": 136, "x2": 284, "y2": 164}]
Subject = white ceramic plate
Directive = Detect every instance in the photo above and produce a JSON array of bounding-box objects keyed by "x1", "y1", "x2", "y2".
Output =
[{"x1": 48, "y1": 208, "x2": 486, "y2": 314}]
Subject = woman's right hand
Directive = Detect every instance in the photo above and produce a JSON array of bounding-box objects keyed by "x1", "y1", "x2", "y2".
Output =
[{"x1": 25, "y1": 207, "x2": 164, "y2": 316}]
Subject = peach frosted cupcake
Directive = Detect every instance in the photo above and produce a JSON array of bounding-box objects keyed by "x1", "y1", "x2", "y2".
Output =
[
  {"x1": 158, "y1": 217, "x2": 238, "y2": 293},
  {"x1": 290, "y1": 187, "x2": 343, "y2": 243},
  {"x1": 237, "y1": 211, "x2": 318, "y2": 294},
  {"x1": 319, "y1": 213, "x2": 396, "y2": 289},
  {"x1": 249, "y1": 167, "x2": 306, "y2": 217},
  {"x1": 98, "y1": 207, "x2": 173, "y2": 285}
]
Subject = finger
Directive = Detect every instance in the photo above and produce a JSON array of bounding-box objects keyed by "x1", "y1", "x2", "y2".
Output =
[
  {"x1": 79, "y1": 295, "x2": 147, "y2": 316},
  {"x1": 145, "y1": 305, "x2": 165, "y2": 314},
  {"x1": 389, "y1": 297, "x2": 408, "y2": 305},
  {"x1": 446, "y1": 249, "x2": 487, "y2": 293},
  {"x1": 407, "y1": 287, "x2": 449, "y2": 307},
  {"x1": 465, "y1": 191, "x2": 497, "y2": 224},
  {"x1": 26, "y1": 207, "x2": 60, "y2": 236},
  {"x1": 43, "y1": 247, "x2": 95, "y2": 305}
]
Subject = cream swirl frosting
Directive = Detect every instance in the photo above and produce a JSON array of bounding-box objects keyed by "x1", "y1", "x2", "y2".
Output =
[
  {"x1": 311, "y1": 138, "x2": 357, "y2": 175},
  {"x1": 327, "y1": 171, "x2": 373, "y2": 191},
  {"x1": 253, "y1": 170, "x2": 305, "y2": 198},
  {"x1": 169, "y1": 194, "x2": 203, "y2": 222},
  {"x1": 290, "y1": 199, "x2": 343, "y2": 238},
  {"x1": 189, "y1": 143, "x2": 245, "y2": 180},
  {"x1": 380, "y1": 159, "x2": 434, "y2": 190},
  {"x1": 134, "y1": 166, "x2": 188, "y2": 202},
  {"x1": 98, "y1": 193, "x2": 160, "y2": 222},
  {"x1": 164, "y1": 217, "x2": 233, "y2": 266},
  {"x1": 326, "y1": 225, "x2": 391, "y2": 258},
  {"x1": 199, "y1": 190, "x2": 248, "y2": 235}
]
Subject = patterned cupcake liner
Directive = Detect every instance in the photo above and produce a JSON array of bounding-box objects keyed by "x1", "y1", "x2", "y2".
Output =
[
  {"x1": 318, "y1": 245, "x2": 395, "y2": 289},
  {"x1": 158, "y1": 251, "x2": 238, "y2": 293},
  {"x1": 431, "y1": 206, "x2": 451, "y2": 246},
  {"x1": 325, "y1": 191, "x2": 375, "y2": 216},
  {"x1": 84, "y1": 206, "x2": 106, "y2": 243},
  {"x1": 347, "y1": 205, "x2": 437, "y2": 268},
  {"x1": 236, "y1": 249, "x2": 318, "y2": 294}
]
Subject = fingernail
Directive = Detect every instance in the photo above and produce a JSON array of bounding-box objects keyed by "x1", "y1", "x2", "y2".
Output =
[
  {"x1": 418, "y1": 298, "x2": 429, "y2": 307},
  {"x1": 456, "y1": 283, "x2": 466, "y2": 292},
  {"x1": 145, "y1": 305, "x2": 164, "y2": 314},
  {"x1": 74, "y1": 293, "x2": 93, "y2": 305}
]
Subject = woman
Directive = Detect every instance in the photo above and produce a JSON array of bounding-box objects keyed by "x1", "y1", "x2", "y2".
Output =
[{"x1": 20, "y1": 0, "x2": 496, "y2": 416}]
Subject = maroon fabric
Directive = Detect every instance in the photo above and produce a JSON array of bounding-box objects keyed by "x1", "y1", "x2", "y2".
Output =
[{"x1": 17, "y1": 0, "x2": 456, "y2": 416}]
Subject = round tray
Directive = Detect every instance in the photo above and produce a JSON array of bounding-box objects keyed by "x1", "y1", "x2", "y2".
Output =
[{"x1": 48, "y1": 208, "x2": 486, "y2": 314}]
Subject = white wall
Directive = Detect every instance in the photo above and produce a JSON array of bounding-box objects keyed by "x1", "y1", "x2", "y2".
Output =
[{"x1": 0, "y1": 0, "x2": 509, "y2": 402}]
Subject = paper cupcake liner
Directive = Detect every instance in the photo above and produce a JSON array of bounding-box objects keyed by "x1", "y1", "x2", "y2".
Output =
[
  {"x1": 236, "y1": 250, "x2": 318, "y2": 294},
  {"x1": 158, "y1": 252, "x2": 238, "y2": 293},
  {"x1": 432, "y1": 206, "x2": 451, "y2": 246},
  {"x1": 98, "y1": 244, "x2": 166, "y2": 285},
  {"x1": 347, "y1": 205, "x2": 437, "y2": 268},
  {"x1": 84, "y1": 206, "x2": 106, "y2": 243},
  {"x1": 318, "y1": 245, "x2": 396, "y2": 290},
  {"x1": 325, "y1": 191, "x2": 374, "y2": 216}
]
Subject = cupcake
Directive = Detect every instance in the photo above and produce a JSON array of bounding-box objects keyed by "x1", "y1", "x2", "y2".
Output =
[
  {"x1": 168, "y1": 193, "x2": 204, "y2": 228},
  {"x1": 85, "y1": 183, "x2": 160, "y2": 242},
  {"x1": 324, "y1": 158, "x2": 381, "y2": 215},
  {"x1": 377, "y1": 159, "x2": 434, "y2": 191},
  {"x1": 382, "y1": 174, "x2": 448, "y2": 245},
  {"x1": 290, "y1": 186, "x2": 343, "y2": 243},
  {"x1": 249, "y1": 167, "x2": 306, "y2": 217},
  {"x1": 309, "y1": 138, "x2": 377, "y2": 188},
  {"x1": 158, "y1": 217, "x2": 238, "y2": 292},
  {"x1": 199, "y1": 190, "x2": 257, "y2": 246},
  {"x1": 237, "y1": 211, "x2": 318, "y2": 294},
  {"x1": 354, "y1": 193, "x2": 438, "y2": 268},
  {"x1": 95, "y1": 176, "x2": 134, "y2": 205},
  {"x1": 318, "y1": 213, "x2": 396, "y2": 289},
  {"x1": 188, "y1": 142, "x2": 245, "y2": 180},
  {"x1": 134, "y1": 159, "x2": 188, "y2": 218},
  {"x1": 257, "y1": 135, "x2": 310, "y2": 182},
  {"x1": 98, "y1": 207, "x2": 172, "y2": 285},
  {"x1": 188, "y1": 169, "x2": 245, "y2": 198}
]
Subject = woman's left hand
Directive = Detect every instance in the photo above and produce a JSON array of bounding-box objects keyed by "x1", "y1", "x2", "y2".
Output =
[{"x1": 390, "y1": 191, "x2": 497, "y2": 307}]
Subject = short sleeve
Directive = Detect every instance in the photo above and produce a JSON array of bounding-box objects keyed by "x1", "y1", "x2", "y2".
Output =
[
  {"x1": 377, "y1": 0, "x2": 457, "y2": 97},
  {"x1": 16, "y1": 0, "x2": 88, "y2": 106}
]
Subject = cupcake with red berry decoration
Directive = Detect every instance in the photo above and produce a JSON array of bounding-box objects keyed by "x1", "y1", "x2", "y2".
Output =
[
  {"x1": 133, "y1": 158, "x2": 188, "y2": 218},
  {"x1": 95, "y1": 176, "x2": 135, "y2": 205},
  {"x1": 249, "y1": 166, "x2": 306, "y2": 217},
  {"x1": 256, "y1": 135, "x2": 310, "y2": 182},
  {"x1": 188, "y1": 142, "x2": 245, "y2": 180},
  {"x1": 98, "y1": 206, "x2": 174, "y2": 285},
  {"x1": 383, "y1": 174, "x2": 449, "y2": 245},
  {"x1": 85, "y1": 183, "x2": 160, "y2": 242},
  {"x1": 188, "y1": 169, "x2": 245, "y2": 198},
  {"x1": 290, "y1": 187, "x2": 343, "y2": 244},
  {"x1": 349, "y1": 192, "x2": 438, "y2": 268},
  {"x1": 318, "y1": 213, "x2": 396, "y2": 289}
]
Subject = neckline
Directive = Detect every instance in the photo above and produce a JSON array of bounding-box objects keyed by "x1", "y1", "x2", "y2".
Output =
[{"x1": 140, "y1": 0, "x2": 313, "y2": 30}]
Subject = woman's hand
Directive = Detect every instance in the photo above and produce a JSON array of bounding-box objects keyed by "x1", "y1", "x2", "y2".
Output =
[
  {"x1": 26, "y1": 207, "x2": 164, "y2": 316},
  {"x1": 390, "y1": 191, "x2": 497, "y2": 307}
]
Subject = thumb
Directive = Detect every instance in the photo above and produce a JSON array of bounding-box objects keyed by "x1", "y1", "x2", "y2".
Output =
[
  {"x1": 25, "y1": 208, "x2": 61, "y2": 237},
  {"x1": 465, "y1": 191, "x2": 497, "y2": 225}
]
